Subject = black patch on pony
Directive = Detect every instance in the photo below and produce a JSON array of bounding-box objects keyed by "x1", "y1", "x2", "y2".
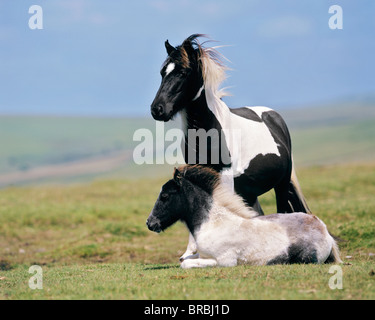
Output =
[
  {"x1": 183, "y1": 92, "x2": 232, "y2": 173},
  {"x1": 267, "y1": 241, "x2": 318, "y2": 265},
  {"x1": 230, "y1": 107, "x2": 262, "y2": 122}
]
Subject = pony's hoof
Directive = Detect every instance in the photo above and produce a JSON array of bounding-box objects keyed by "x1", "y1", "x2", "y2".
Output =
[{"x1": 179, "y1": 252, "x2": 199, "y2": 262}]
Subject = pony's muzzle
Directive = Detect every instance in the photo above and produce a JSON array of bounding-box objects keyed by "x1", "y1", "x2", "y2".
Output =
[
  {"x1": 151, "y1": 104, "x2": 165, "y2": 120},
  {"x1": 146, "y1": 216, "x2": 162, "y2": 233},
  {"x1": 151, "y1": 101, "x2": 174, "y2": 121}
]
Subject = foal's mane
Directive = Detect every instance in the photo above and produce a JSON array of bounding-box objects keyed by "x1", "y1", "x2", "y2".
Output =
[
  {"x1": 177, "y1": 34, "x2": 229, "y2": 99},
  {"x1": 178, "y1": 165, "x2": 257, "y2": 219},
  {"x1": 178, "y1": 164, "x2": 220, "y2": 194}
]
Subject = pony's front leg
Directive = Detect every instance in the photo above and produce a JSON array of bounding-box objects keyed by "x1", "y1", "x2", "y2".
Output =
[
  {"x1": 179, "y1": 232, "x2": 199, "y2": 262},
  {"x1": 180, "y1": 258, "x2": 217, "y2": 269}
]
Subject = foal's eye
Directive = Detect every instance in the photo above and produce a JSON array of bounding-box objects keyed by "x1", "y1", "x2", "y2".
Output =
[{"x1": 160, "y1": 193, "x2": 169, "y2": 201}]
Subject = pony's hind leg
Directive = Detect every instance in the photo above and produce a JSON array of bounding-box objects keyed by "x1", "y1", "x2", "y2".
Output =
[
  {"x1": 274, "y1": 179, "x2": 294, "y2": 213},
  {"x1": 274, "y1": 171, "x2": 311, "y2": 213},
  {"x1": 180, "y1": 232, "x2": 199, "y2": 262},
  {"x1": 241, "y1": 194, "x2": 264, "y2": 215},
  {"x1": 252, "y1": 198, "x2": 264, "y2": 215}
]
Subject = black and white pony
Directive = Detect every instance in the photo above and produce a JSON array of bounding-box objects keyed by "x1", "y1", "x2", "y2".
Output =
[
  {"x1": 147, "y1": 165, "x2": 341, "y2": 268},
  {"x1": 150, "y1": 34, "x2": 310, "y2": 261}
]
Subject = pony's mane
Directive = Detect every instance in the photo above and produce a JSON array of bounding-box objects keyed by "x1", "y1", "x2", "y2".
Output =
[
  {"x1": 178, "y1": 165, "x2": 257, "y2": 219},
  {"x1": 177, "y1": 34, "x2": 230, "y2": 99},
  {"x1": 178, "y1": 164, "x2": 220, "y2": 195}
]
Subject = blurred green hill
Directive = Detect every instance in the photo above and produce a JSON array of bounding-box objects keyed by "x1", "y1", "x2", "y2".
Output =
[{"x1": 0, "y1": 101, "x2": 374, "y2": 187}]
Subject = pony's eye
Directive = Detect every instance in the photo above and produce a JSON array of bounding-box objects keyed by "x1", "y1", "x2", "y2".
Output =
[{"x1": 160, "y1": 193, "x2": 169, "y2": 201}]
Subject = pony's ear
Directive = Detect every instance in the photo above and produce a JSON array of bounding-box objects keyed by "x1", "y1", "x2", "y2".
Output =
[
  {"x1": 173, "y1": 167, "x2": 183, "y2": 186},
  {"x1": 182, "y1": 38, "x2": 195, "y2": 57},
  {"x1": 165, "y1": 40, "x2": 176, "y2": 56}
]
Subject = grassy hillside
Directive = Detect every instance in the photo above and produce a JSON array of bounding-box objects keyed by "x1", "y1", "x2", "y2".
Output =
[
  {"x1": 291, "y1": 118, "x2": 375, "y2": 166},
  {"x1": 1, "y1": 163, "x2": 374, "y2": 299},
  {"x1": 0, "y1": 101, "x2": 374, "y2": 187},
  {"x1": 0, "y1": 116, "x2": 153, "y2": 174}
]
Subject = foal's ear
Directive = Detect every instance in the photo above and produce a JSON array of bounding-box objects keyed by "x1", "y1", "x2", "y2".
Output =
[
  {"x1": 173, "y1": 167, "x2": 183, "y2": 186},
  {"x1": 165, "y1": 40, "x2": 176, "y2": 56}
]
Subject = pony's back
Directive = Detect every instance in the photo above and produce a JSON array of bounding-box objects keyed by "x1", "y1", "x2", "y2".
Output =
[{"x1": 256, "y1": 212, "x2": 341, "y2": 264}]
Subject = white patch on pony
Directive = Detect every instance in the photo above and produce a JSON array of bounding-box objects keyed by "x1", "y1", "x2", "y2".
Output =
[
  {"x1": 165, "y1": 62, "x2": 175, "y2": 76},
  {"x1": 246, "y1": 106, "x2": 273, "y2": 118},
  {"x1": 192, "y1": 85, "x2": 205, "y2": 101},
  {"x1": 210, "y1": 101, "x2": 281, "y2": 177},
  {"x1": 220, "y1": 168, "x2": 235, "y2": 193}
]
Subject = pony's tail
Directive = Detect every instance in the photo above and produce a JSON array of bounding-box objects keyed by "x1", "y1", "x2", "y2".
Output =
[
  {"x1": 325, "y1": 238, "x2": 343, "y2": 264},
  {"x1": 287, "y1": 162, "x2": 312, "y2": 214}
]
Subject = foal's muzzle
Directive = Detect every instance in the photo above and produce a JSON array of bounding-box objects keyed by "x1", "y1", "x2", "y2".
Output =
[{"x1": 146, "y1": 216, "x2": 162, "y2": 233}]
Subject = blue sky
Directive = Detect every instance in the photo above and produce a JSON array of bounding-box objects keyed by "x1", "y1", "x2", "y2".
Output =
[{"x1": 0, "y1": 0, "x2": 374, "y2": 116}]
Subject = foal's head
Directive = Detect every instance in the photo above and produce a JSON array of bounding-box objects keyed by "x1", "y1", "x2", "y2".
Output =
[
  {"x1": 147, "y1": 165, "x2": 221, "y2": 233},
  {"x1": 150, "y1": 34, "x2": 205, "y2": 121},
  {"x1": 146, "y1": 168, "x2": 187, "y2": 233}
]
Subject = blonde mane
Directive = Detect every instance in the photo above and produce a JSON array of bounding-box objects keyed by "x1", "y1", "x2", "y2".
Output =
[
  {"x1": 212, "y1": 184, "x2": 258, "y2": 219},
  {"x1": 200, "y1": 46, "x2": 230, "y2": 99},
  {"x1": 177, "y1": 34, "x2": 230, "y2": 99}
]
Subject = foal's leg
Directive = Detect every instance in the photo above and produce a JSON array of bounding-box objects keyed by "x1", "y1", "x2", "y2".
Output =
[
  {"x1": 181, "y1": 258, "x2": 217, "y2": 269},
  {"x1": 179, "y1": 232, "x2": 199, "y2": 262}
]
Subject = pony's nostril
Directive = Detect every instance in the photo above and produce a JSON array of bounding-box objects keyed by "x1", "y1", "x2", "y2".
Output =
[
  {"x1": 151, "y1": 105, "x2": 164, "y2": 118},
  {"x1": 157, "y1": 105, "x2": 164, "y2": 114}
]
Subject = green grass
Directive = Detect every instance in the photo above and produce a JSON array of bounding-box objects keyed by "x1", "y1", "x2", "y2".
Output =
[
  {"x1": 2, "y1": 262, "x2": 374, "y2": 300},
  {"x1": 1, "y1": 163, "x2": 375, "y2": 299}
]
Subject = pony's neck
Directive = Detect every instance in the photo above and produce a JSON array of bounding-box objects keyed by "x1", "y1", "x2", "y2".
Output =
[
  {"x1": 180, "y1": 86, "x2": 232, "y2": 172},
  {"x1": 181, "y1": 183, "x2": 212, "y2": 235},
  {"x1": 182, "y1": 88, "x2": 221, "y2": 131}
]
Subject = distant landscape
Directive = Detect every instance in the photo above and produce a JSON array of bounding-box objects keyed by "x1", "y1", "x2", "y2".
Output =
[{"x1": 0, "y1": 100, "x2": 374, "y2": 187}]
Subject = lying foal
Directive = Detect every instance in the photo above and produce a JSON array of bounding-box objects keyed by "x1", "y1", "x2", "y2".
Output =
[{"x1": 147, "y1": 165, "x2": 341, "y2": 268}]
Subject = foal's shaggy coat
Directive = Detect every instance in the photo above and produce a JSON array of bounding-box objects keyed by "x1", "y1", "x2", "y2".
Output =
[{"x1": 147, "y1": 165, "x2": 341, "y2": 268}]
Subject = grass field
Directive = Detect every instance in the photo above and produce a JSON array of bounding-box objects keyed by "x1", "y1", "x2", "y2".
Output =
[
  {"x1": 1, "y1": 102, "x2": 374, "y2": 300},
  {"x1": 1, "y1": 163, "x2": 374, "y2": 300}
]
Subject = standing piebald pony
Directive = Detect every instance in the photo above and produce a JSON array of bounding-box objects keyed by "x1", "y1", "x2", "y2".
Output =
[{"x1": 150, "y1": 34, "x2": 311, "y2": 261}]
